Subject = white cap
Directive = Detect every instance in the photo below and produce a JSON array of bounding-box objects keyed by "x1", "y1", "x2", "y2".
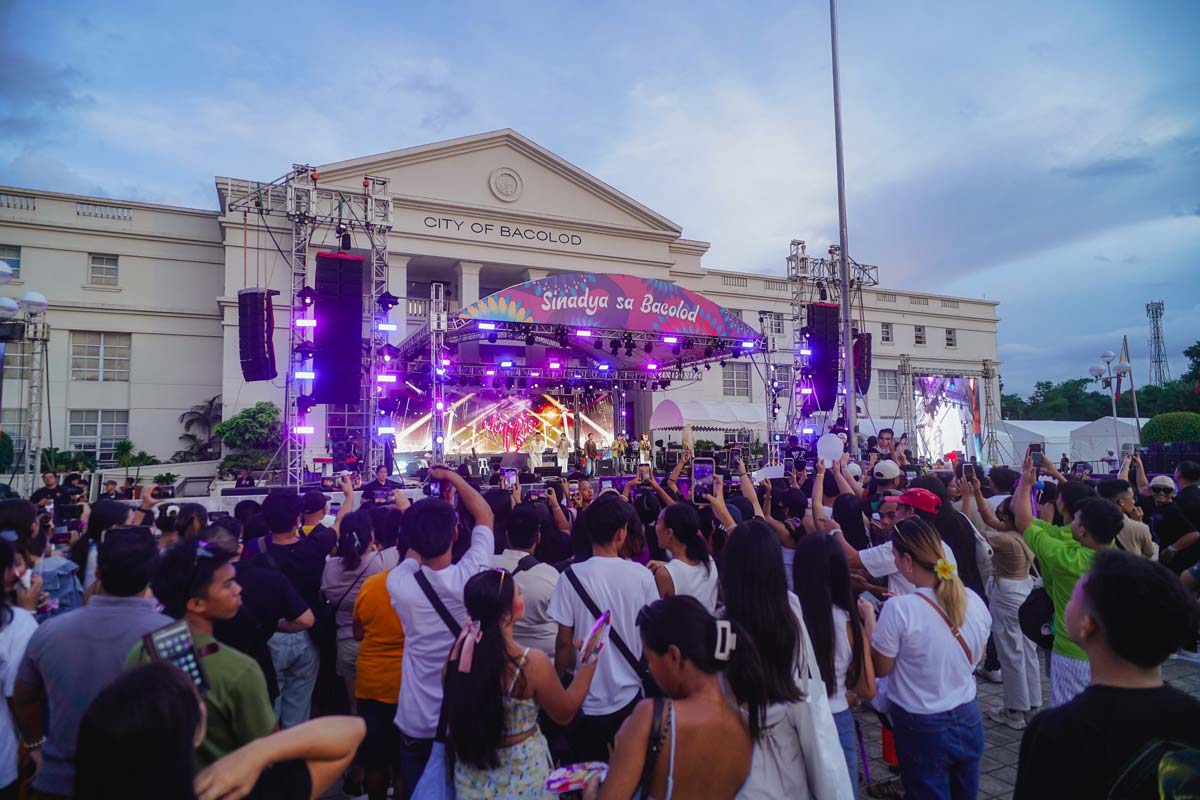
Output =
[
  {"x1": 845, "y1": 462, "x2": 863, "y2": 479},
  {"x1": 1150, "y1": 475, "x2": 1176, "y2": 490},
  {"x1": 873, "y1": 459, "x2": 902, "y2": 480}
]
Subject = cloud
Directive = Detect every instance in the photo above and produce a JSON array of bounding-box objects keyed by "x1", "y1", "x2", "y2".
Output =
[{"x1": 1055, "y1": 156, "x2": 1155, "y2": 179}]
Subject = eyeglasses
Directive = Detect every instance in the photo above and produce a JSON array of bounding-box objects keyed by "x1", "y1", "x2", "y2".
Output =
[{"x1": 1151, "y1": 486, "x2": 1175, "y2": 495}]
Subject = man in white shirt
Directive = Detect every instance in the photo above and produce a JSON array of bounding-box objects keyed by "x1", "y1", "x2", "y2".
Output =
[
  {"x1": 492, "y1": 504, "x2": 560, "y2": 659},
  {"x1": 837, "y1": 488, "x2": 958, "y2": 596},
  {"x1": 386, "y1": 468, "x2": 494, "y2": 799},
  {"x1": 548, "y1": 492, "x2": 658, "y2": 761}
]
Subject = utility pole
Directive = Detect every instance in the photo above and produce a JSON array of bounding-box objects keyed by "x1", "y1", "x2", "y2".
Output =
[{"x1": 829, "y1": 0, "x2": 856, "y2": 439}]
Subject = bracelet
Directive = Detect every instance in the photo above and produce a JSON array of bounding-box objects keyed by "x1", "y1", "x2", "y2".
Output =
[{"x1": 22, "y1": 736, "x2": 45, "y2": 751}]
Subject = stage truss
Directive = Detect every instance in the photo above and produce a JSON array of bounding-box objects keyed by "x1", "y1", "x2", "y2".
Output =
[{"x1": 896, "y1": 355, "x2": 1007, "y2": 464}]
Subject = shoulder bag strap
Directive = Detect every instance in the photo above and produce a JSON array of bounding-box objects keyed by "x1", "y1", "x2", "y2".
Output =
[
  {"x1": 256, "y1": 536, "x2": 283, "y2": 573},
  {"x1": 564, "y1": 567, "x2": 644, "y2": 677},
  {"x1": 332, "y1": 551, "x2": 379, "y2": 613},
  {"x1": 512, "y1": 554, "x2": 540, "y2": 576},
  {"x1": 914, "y1": 592, "x2": 973, "y2": 664},
  {"x1": 636, "y1": 697, "x2": 667, "y2": 800},
  {"x1": 414, "y1": 569, "x2": 462, "y2": 638}
]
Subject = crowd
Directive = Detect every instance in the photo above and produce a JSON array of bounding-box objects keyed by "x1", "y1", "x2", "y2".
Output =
[{"x1": 0, "y1": 447, "x2": 1195, "y2": 799}]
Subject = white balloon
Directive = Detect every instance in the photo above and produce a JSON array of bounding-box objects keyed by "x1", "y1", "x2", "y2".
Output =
[
  {"x1": 816, "y1": 433, "x2": 844, "y2": 468},
  {"x1": 18, "y1": 291, "x2": 48, "y2": 314},
  {"x1": 0, "y1": 297, "x2": 17, "y2": 320},
  {"x1": 0, "y1": 263, "x2": 12, "y2": 285}
]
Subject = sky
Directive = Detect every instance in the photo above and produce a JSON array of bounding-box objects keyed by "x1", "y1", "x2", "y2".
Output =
[{"x1": 2, "y1": 0, "x2": 1197, "y2": 395}]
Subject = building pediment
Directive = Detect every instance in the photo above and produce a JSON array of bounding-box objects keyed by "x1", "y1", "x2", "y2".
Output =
[{"x1": 315, "y1": 129, "x2": 682, "y2": 237}]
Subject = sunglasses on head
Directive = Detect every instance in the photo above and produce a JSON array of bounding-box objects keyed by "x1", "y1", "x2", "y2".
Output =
[{"x1": 1151, "y1": 486, "x2": 1174, "y2": 494}]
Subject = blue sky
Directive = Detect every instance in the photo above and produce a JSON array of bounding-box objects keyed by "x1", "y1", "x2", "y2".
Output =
[{"x1": 2, "y1": 0, "x2": 1197, "y2": 394}]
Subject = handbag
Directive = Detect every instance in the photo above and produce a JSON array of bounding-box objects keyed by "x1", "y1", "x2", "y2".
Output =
[
  {"x1": 787, "y1": 634, "x2": 856, "y2": 800},
  {"x1": 564, "y1": 566, "x2": 662, "y2": 698},
  {"x1": 1018, "y1": 582, "x2": 1055, "y2": 651}
]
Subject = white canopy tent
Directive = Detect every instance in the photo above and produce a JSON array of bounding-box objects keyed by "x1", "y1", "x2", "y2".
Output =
[
  {"x1": 998, "y1": 420, "x2": 1085, "y2": 465},
  {"x1": 650, "y1": 399, "x2": 767, "y2": 432},
  {"x1": 1070, "y1": 417, "x2": 1141, "y2": 463}
]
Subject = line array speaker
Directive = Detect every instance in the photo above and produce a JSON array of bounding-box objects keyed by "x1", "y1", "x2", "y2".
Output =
[
  {"x1": 313, "y1": 252, "x2": 365, "y2": 404},
  {"x1": 238, "y1": 288, "x2": 279, "y2": 381}
]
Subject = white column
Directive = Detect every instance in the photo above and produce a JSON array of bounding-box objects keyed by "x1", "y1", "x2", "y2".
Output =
[
  {"x1": 390, "y1": 254, "x2": 410, "y2": 332},
  {"x1": 522, "y1": 268, "x2": 548, "y2": 283},
  {"x1": 457, "y1": 261, "x2": 483, "y2": 308}
]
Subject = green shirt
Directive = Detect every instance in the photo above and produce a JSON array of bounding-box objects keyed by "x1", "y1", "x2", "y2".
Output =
[
  {"x1": 126, "y1": 628, "x2": 276, "y2": 766},
  {"x1": 1022, "y1": 519, "x2": 1103, "y2": 662}
]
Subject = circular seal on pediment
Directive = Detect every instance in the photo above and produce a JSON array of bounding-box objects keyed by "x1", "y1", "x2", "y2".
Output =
[{"x1": 488, "y1": 167, "x2": 523, "y2": 202}]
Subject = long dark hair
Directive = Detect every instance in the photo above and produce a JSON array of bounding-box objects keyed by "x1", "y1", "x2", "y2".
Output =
[
  {"x1": 336, "y1": 510, "x2": 374, "y2": 572},
  {"x1": 718, "y1": 519, "x2": 803, "y2": 706},
  {"x1": 75, "y1": 662, "x2": 200, "y2": 800},
  {"x1": 832, "y1": 493, "x2": 870, "y2": 550},
  {"x1": 0, "y1": 539, "x2": 16, "y2": 628},
  {"x1": 638, "y1": 595, "x2": 769, "y2": 740},
  {"x1": 662, "y1": 503, "x2": 710, "y2": 574},
  {"x1": 70, "y1": 500, "x2": 129, "y2": 574},
  {"x1": 910, "y1": 475, "x2": 984, "y2": 595},
  {"x1": 792, "y1": 534, "x2": 866, "y2": 697},
  {"x1": 444, "y1": 569, "x2": 521, "y2": 770}
]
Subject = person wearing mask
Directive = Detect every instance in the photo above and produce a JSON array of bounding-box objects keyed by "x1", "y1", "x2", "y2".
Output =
[
  {"x1": 320, "y1": 509, "x2": 399, "y2": 717},
  {"x1": 582, "y1": 596, "x2": 757, "y2": 800},
  {"x1": 793, "y1": 533, "x2": 876, "y2": 796},
  {"x1": 353, "y1": 556, "x2": 407, "y2": 800},
  {"x1": 548, "y1": 492, "x2": 659, "y2": 762},
  {"x1": 647, "y1": 503, "x2": 718, "y2": 614},
  {"x1": 443, "y1": 569, "x2": 598, "y2": 797},
  {"x1": 871, "y1": 518, "x2": 992, "y2": 798},
  {"x1": 1014, "y1": 551, "x2": 1200, "y2": 799},
  {"x1": 0, "y1": 539, "x2": 39, "y2": 799},
  {"x1": 13, "y1": 527, "x2": 170, "y2": 799},
  {"x1": 1097, "y1": 478, "x2": 1158, "y2": 559},
  {"x1": 492, "y1": 504, "x2": 560, "y2": 659},
  {"x1": 1014, "y1": 452, "x2": 1124, "y2": 707},
  {"x1": 386, "y1": 467, "x2": 495, "y2": 796},
  {"x1": 127, "y1": 538, "x2": 275, "y2": 766},
  {"x1": 74, "y1": 661, "x2": 363, "y2": 800}
]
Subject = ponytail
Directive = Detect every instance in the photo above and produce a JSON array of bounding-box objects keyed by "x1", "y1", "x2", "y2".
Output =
[
  {"x1": 893, "y1": 517, "x2": 968, "y2": 627},
  {"x1": 336, "y1": 510, "x2": 373, "y2": 572},
  {"x1": 663, "y1": 503, "x2": 711, "y2": 575}
]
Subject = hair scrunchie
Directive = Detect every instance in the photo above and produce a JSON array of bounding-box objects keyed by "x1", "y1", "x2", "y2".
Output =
[{"x1": 449, "y1": 619, "x2": 484, "y2": 673}]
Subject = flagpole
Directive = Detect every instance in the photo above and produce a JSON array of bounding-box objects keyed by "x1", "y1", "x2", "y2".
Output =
[{"x1": 1124, "y1": 335, "x2": 1142, "y2": 440}]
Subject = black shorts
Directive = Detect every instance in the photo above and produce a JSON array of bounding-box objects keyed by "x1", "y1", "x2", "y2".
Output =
[{"x1": 357, "y1": 698, "x2": 403, "y2": 772}]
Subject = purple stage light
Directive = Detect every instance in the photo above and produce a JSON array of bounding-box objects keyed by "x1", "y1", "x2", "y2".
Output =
[
  {"x1": 802, "y1": 427, "x2": 815, "y2": 434},
  {"x1": 435, "y1": 368, "x2": 445, "y2": 375},
  {"x1": 378, "y1": 322, "x2": 398, "y2": 332},
  {"x1": 485, "y1": 368, "x2": 496, "y2": 376},
  {"x1": 530, "y1": 370, "x2": 541, "y2": 377},
  {"x1": 296, "y1": 318, "x2": 316, "y2": 328},
  {"x1": 663, "y1": 336, "x2": 679, "y2": 344},
  {"x1": 294, "y1": 370, "x2": 315, "y2": 380},
  {"x1": 378, "y1": 426, "x2": 396, "y2": 434},
  {"x1": 500, "y1": 360, "x2": 514, "y2": 368},
  {"x1": 435, "y1": 434, "x2": 445, "y2": 444},
  {"x1": 377, "y1": 374, "x2": 397, "y2": 383},
  {"x1": 293, "y1": 425, "x2": 314, "y2": 435},
  {"x1": 549, "y1": 361, "x2": 562, "y2": 369},
  {"x1": 435, "y1": 401, "x2": 445, "y2": 411},
  {"x1": 576, "y1": 329, "x2": 592, "y2": 337},
  {"x1": 740, "y1": 341, "x2": 755, "y2": 349},
  {"x1": 800, "y1": 348, "x2": 812, "y2": 356},
  {"x1": 441, "y1": 358, "x2": 451, "y2": 366},
  {"x1": 477, "y1": 321, "x2": 497, "y2": 330},
  {"x1": 647, "y1": 363, "x2": 658, "y2": 371},
  {"x1": 598, "y1": 364, "x2": 610, "y2": 371},
  {"x1": 800, "y1": 387, "x2": 813, "y2": 395}
]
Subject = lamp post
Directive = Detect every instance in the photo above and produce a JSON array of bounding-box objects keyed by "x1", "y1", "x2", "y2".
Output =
[{"x1": 1090, "y1": 350, "x2": 1131, "y2": 464}]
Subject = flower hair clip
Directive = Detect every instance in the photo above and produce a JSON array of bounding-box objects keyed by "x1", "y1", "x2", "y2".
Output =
[{"x1": 934, "y1": 559, "x2": 956, "y2": 581}]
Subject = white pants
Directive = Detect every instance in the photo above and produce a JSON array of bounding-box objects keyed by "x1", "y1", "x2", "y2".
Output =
[
  {"x1": 1049, "y1": 651, "x2": 1091, "y2": 707},
  {"x1": 987, "y1": 576, "x2": 1042, "y2": 711}
]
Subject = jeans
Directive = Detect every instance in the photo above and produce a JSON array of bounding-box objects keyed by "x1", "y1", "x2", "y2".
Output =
[
  {"x1": 833, "y1": 708, "x2": 859, "y2": 797},
  {"x1": 987, "y1": 576, "x2": 1042, "y2": 711},
  {"x1": 268, "y1": 630, "x2": 319, "y2": 728},
  {"x1": 567, "y1": 696, "x2": 639, "y2": 763},
  {"x1": 396, "y1": 734, "x2": 434, "y2": 800},
  {"x1": 890, "y1": 699, "x2": 984, "y2": 800}
]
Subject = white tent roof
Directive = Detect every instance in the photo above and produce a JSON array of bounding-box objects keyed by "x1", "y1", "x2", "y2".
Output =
[
  {"x1": 650, "y1": 399, "x2": 766, "y2": 431},
  {"x1": 1070, "y1": 416, "x2": 1141, "y2": 462}
]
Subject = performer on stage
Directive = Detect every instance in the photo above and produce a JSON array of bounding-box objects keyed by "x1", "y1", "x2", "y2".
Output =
[
  {"x1": 638, "y1": 432, "x2": 653, "y2": 465},
  {"x1": 527, "y1": 432, "x2": 545, "y2": 470},
  {"x1": 555, "y1": 432, "x2": 571, "y2": 476},
  {"x1": 613, "y1": 433, "x2": 630, "y2": 473},
  {"x1": 584, "y1": 433, "x2": 599, "y2": 477}
]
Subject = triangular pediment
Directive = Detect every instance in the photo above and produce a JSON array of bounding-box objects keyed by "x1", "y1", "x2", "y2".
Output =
[{"x1": 315, "y1": 129, "x2": 681, "y2": 235}]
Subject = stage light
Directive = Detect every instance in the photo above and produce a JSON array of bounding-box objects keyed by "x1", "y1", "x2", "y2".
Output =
[
  {"x1": 800, "y1": 387, "x2": 813, "y2": 395},
  {"x1": 378, "y1": 426, "x2": 396, "y2": 434},
  {"x1": 526, "y1": 332, "x2": 536, "y2": 346},
  {"x1": 577, "y1": 329, "x2": 592, "y2": 337},
  {"x1": 772, "y1": 381, "x2": 781, "y2": 390},
  {"x1": 594, "y1": 339, "x2": 604, "y2": 350},
  {"x1": 487, "y1": 332, "x2": 498, "y2": 343},
  {"x1": 500, "y1": 360, "x2": 514, "y2": 368},
  {"x1": 506, "y1": 377, "x2": 515, "y2": 389},
  {"x1": 692, "y1": 366, "x2": 699, "y2": 374},
  {"x1": 719, "y1": 360, "x2": 727, "y2": 368},
  {"x1": 672, "y1": 344, "x2": 681, "y2": 356},
  {"x1": 485, "y1": 368, "x2": 496, "y2": 376},
  {"x1": 435, "y1": 434, "x2": 445, "y2": 444},
  {"x1": 377, "y1": 374, "x2": 398, "y2": 383},
  {"x1": 435, "y1": 368, "x2": 445, "y2": 376},
  {"x1": 647, "y1": 363, "x2": 658, "y2": 371},
  {"x1": 296, "y1": 286, "x2": 317, "y2": 306},
  {"x1": 377, "y1": 292, "x2": 400, "y2": 312},
  {"x1": 477, "y1": 321, "x2": 497, "y2": 330},
  {"x1": 802, "y1": 427, "x2": 815, "y2": 435},
  {"x1": 378, "y1": 344, "x2": 401, "y2": 362},
  {"x1": 663, "y1": 336, "x2": 679, "y2": 344},
  {"x1": 296, "y1": 394, "x2": 316, "y2": 414},
  {"x1": 294, "y1": 370, "x2": 315, "y2": 380},
  {"x1": 598, "y1": 364, "x2": 610, "y2": 371},
  {"x1": 704, "y1": 363, "x2": 711, "y2": 371},
  {"x1": 800, "y1": 326, "x2": 813, "y2": 340},
  {"x1": 435, "y1": 401, "x2": 445, "y2": 411},
  {"x1": 296, "y1": 318, "x2": 316, "y2": 328},
  {"x1": 293, "y1": 425, "x2": 315, "y2": 435},
  {"x1": 625, "y1": 348, "x2": 634, "y2": 358},
  {"x1": 609, "y1": 338, "x2": 619, "y2": 350},
  {"x1": 294, "y1": 341, "x2": 317, "y2": 359},
  {"x1": 530, "y1": 370, "x2": 541, "y2": 377},
  {"x1": 378, "y1": 322, "x2": 398, "y2": 332},
  {"x1": 741, "y1": 341, "x2": 755, "y2": 349},
  {"x1": 549, "y1": 361, "x2": 562, "y2": 370},
  {"x1": 643, "y1": 342, "x2": 653, "y2": 354},
  {"x1": 441, "y1": 358, "x2": 451, "y2": 366},
  {"x1": 639, "y1": 381, "x2": 648, "y2": 390},
  {"x1": 704, "y1": 346, "x2": 714, "y2": 358},
  {"x1": 800, "y1": 348, "x2": 812, "y2": 356}
]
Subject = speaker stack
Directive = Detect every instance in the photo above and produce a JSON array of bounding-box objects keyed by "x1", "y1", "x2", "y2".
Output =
[
  {"x1": 854, "y1": 331, "x2": 873, "y2": 394},
  {"x1": 805, "y1": 302, "x2": 841, "y2": 411},
  {"x1": 238, "y1": 288, "x2": 279, "y2": 381},
  {"x1": 313, "y1": 252, "x2": 365, "y2": 405}
]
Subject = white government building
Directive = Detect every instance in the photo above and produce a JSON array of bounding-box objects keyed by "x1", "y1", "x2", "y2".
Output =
[{"x1": 0, "y1": 130, "x2": 998, "y2": 474}]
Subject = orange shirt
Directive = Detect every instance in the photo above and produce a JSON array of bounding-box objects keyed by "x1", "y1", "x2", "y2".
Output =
[{"x1": 353, "y1": 571, "x2": 405, "y2": 703}]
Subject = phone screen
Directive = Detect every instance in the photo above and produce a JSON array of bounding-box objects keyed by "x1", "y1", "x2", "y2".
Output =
[
  {"x1": 1030, "y1": 444, "x2": 1043, "y2": 465},
  {"x1": 638, "y1": 462, "x2": 650, "y2": 481},
  {"x1": 501, "y1": 467, "x2": 518, "y2": 491},
  {"x1": 144, "y1": 620, "x2": 209, "y2": 694},
  {"x1": 728, "y1": 446, "x2": 742, "y2": 465},
  {"x1": 783, "y1": 457, "x2": 795, "y2": 474},
  {"x1": 523, "y1": 487, "x2": 545, "y2": 501},
  {"x1": 568, "y1": 480, "x2": 579, "y2": 497},
  {"x1": 691, "y1": 458, "x2": 715, "y2": 502},
  {"x1": 427, "y1": 479, "x2": 443, "y2": 498}
]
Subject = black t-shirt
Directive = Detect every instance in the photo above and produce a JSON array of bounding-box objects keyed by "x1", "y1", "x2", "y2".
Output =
[
  {"x1": 1176, "y1": 485, "x2": 1200, "y2": 529},
  {"x1": 1014, "y1": 684, "x2": 1200, "y2": 800},
  {"x1": 98, "y1": 491, "x2": 124, "y2": 501},
  {"x1": 1146, "y1": 502, "x2": 1200, "y2": 573},
  {"x1": 30, "y1": 486, "x2": 66, "y2": 506},
  {"x1": 246, "y1": 758, "x2": 311, "y2": 800},
  {"x1": 247, "y1": 529, "x2": 337, "y2": 608},
  {"x1": 360, "y1": 479, "x2": 401, "y2": 501}
]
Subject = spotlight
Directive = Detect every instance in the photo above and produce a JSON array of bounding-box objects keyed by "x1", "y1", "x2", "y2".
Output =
[
  {"x1": 597, "y1": 364, "x2": 610, "y2": 371},
  {"x1": 800, "y1": 387, "x2": 813, "y2": 395},
  {"x1": 526, "y1": 332, "x2": 536, "y2": 346},
  {"x1": 643, "y1": 342, "x2": 653, "y2": 354},
  {"x1": 609, "y1": 338, "x2": 620, "y2": 350},
  {"x1": 296, "y1": 286, "x2": 317, "y2": 306},
  {"x1": 719, "y1": 360, "x2": 727, "y2": 368},
  {"x1": 377, "y1": 292, "x2": 400, "y2": 312},
  {"x1": 477, "y1": 321, "x2": 497, "y2": 330},
  {"x1": 549, "y1": 361, "x2": 562, "y2": 370},
  {"x1": 293, "y1": 425, "x2": 315, "y2": 435},
  {"x1": 704, "y1": 346, "x2": 714, "y2": 358},
  {"x1": 672, "y1": 344, "x2": 681, "y2": 356},
  {"x1": 594, "y1": 339, "x2": 604, "y2": 350},
  {"x1": 740, "y1": 341, "x2": 755, "y2": 349},
  {"x1": 802, "y1": 427, "x2": 815, "y2": 435},
  {"x1": 800, "y1": 348, "x2": 812, "y2": 356},
  {"x1": 377, "y1": 374, "x2": 398, "y2": 383},
  {"x1": 294, "y1": 370, "x2": 315, "y2": 380},
  {"x1": 294, "y1": 341, "x2": 317, "y2": 360},
  {"x1": 378, "y1": 344, "x2": 401, "y2": 362},
  {"x1": 378, "y1": 426, "x2": 396, "y2": 434},
  {"x1": 377, "y1": 322, "x2": 398, "y2": 332},
  {"x1": 576, "y1": 329, "x2": 592, "y2": 337},
  {"x1": 487, "y1": 332, "x2": 498, "y2": 344},
  {"x1": 625, "y1": 348, "x2": 634, "y2": 358},
  {"x1": 647, "y1": 363, "x2": 658, "y2": 371},
  {"x1": 295, "y1": 318, "x2": 316, "y2": 328},
  {"x1": 500, "y1": 360, "x2": 514, "y2": 368},
  {"x1": 296, "y1": 394, "x2": 317, "y2": 414},
  {"x1": 704, "y1": 363, "x2": 711, "y2": 371},
  {"x1": 663, "y1": 336, "x2": 679, "y2": 345}
]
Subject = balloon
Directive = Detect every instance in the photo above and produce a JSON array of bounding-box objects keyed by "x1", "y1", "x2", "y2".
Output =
[
  {"x1": 816, "y1": 433, "x2": 844, "y2": 468},
  {"x1": 0, "y1": 297, "x2": 17, "y2": 320}
]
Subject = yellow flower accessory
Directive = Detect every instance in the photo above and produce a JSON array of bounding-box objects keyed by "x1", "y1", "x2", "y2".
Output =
[{"x1": 934, "y1": 559, "x2": 956, "y2": 581}]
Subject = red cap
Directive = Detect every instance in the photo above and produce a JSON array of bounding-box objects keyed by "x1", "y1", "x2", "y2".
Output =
[{"x1": 896, "y1": 487, "x2": 941, "y2": 515}]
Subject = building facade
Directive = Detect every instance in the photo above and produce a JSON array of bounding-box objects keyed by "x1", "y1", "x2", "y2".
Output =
[{"x1": 0, "y1": 129, "x2": 998, "y2": 470}]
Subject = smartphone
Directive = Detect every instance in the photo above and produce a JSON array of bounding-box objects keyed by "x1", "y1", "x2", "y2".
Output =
[
  {"x1": 581, "y1": 610, "x2": 611, "y2": 663},
  {"x1": 523, "y1": 486, "x2": 545, "y2": 501},
  {"x1": 728, "y1": 446, "x2": 742, "y2": 466},
  {"x1": 637, "y1": 462, "x2": 651, "y2": 483},
  {"x1": 783, "y1": 457, "x2": 795, "y2": 474},
  {"x1": 501, "y1": 467, "x2": 518, "y2": 491},
  {"x1": 143, "y1": 619, "x2": 210, "y2": 694},
  {"x1": 426, "y1": 479, "x2": 444, "y2": 498},
  {"x1": 1030, "y1": 444, "x2": 1043, "y2": 466},
  {"x1": 964, "y1": 464, "x2": 975, "y2": 481},
  {"x1": 568, "y1": 480, "x2": 580, "y2": 498},
  {"x1": 691, "y1": 458, "x2": 715, "y2": 503},
  {"x1": 328, "y1": 501, "x2": 341, "y2": 515},
  {"x1": 599, "y1": 479, "x2": 614, "y2": 491}
]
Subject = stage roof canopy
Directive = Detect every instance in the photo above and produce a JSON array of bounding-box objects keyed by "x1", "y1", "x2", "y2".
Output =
[{"x1": 650, "y1": 398, "x2": 767, "y2": 431}]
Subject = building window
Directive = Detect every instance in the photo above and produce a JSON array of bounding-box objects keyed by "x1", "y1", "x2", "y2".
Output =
[
  {"x1": 941, "y1": 299, "x2": 959, "y2": 309},
  {"x1": 70, "y1": 332, "x2": 131, "y2": 382},
  {"x1": 1, "y1": 409, "x2": 27, "y2": 462},
  {"x1": 68, "y1": 410, "x2": 129, "y2": 466},
  {"x1": 88, "y1": 254, "x2": 119, "y2": 286},
  {"x1": 0, "y1": 245, "x2": 19, "y2": 279},
  {"x1": 761, "y1": 312, "x2": 784, "y2": 335},
  {"x1": 914, "y1": 325, "x2": 927, "y2": 346},
  {"x1": 2, "y1": 341, "x2": 31, "y2": 381},
  {"x1": 721, "y1": 275, "x2": 748, "y2": 288},
  {"x1": 727, "y1": 309, "x2": 743, "y2": 321},
  {"x1": 909, "y1": 296, "x2": 929, "y2": 306},
  {"x1": 878, "y1": 369, "x2": 900, "y2": 400},
  {"x1": 881, "y1": 322, "x2": 893, "y2": 343},
  {"x1": 723, "y1": 362, "x2": 751, "y2": 398},
  {"x1": 945, "y1": 328, "x2": 958, "y2": 347},
  {"x1": 770, "y1": 364, "x2": 792, "y2": 387},
  {"x1": 877, "y1": 292, "x2": 896, "y2": 303}
]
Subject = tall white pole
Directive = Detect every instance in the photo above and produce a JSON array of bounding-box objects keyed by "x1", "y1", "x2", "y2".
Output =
[{"x1": 829, "y1": 0, "x2": 856, "y2": 441}]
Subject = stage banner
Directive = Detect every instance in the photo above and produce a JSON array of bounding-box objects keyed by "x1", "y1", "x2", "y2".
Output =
[{"x1": 459, "y1": 273, "x2": 760, "y2": 339}]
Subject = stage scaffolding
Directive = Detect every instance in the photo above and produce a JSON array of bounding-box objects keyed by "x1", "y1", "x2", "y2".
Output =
[{"x1": 897, "y1": 356, "x2": 1006, "y2": 465}]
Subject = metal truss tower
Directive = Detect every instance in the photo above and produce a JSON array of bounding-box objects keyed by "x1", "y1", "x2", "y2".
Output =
[
  {"x1": 20, "y1": 319, "x2": 50, "y2": 493},
  {"x1": 1146, "y1": 301, "x2": 1170, "y2": 387}
]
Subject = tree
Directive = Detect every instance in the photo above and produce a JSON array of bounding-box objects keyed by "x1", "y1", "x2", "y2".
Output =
[
  {"x1": 175, "y1": 394, "x2": 222, "y2": 461},
  {"x1": 0, "y1": 433, "x2": 11, "y2": 473},
  {"x1": 1001, "y1": 393, "x2": 1028, "y2": 420},
  {"x1": 1142, "y1": 412, "x2": 1200, "y2": 445},
  {"x1": 213, "y1": 402, "x2": 281, "y2": 474},
  {"x1": 113, "y1": 439, "x2": 135, "y2": 479},
  {"x1": 1185, "y1": 339, "x2": 1200, "y2": 378},
  {"x1": 131, "y1": 451, "x2": 159, "y2": 483}
]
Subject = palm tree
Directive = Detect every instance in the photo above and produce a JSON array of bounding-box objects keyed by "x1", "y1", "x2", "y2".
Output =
[
  {"x1": 114, "y1": 439, "x2": 135, "y2": 479},
  {"x1": 179, "y1": 395, "x2": 222, "y2": 460},
  {"x1": 132, "y1": 451, "x2": 159, "y2": 484}
]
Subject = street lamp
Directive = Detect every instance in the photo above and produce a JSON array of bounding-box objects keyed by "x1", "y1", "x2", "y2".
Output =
[{"x1": 1090, "y1": 353, "x2": 1130, "y2": 465}]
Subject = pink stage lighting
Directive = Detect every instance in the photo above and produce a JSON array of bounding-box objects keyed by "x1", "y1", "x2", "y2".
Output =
[
  {"x1": 485, "y1": 369, "x2": 496, "y2": 376},
  {"x1": 377, "y1": 374, "x2": 397, "y2": 383},
  {"x1": 662, "y1": 336, "x2": 679, "y2": 344},
  {"x1": 647, "y1": 363, "x2": 659, "y2": 371},
  {"x1": 441, "y1": 358, "x2": 451, "y2": 366},
  {"x1": 549, "y1": 361, "x2": 562, "y2": 370},
  {"x1": 435, "y1": 401, "x2": 445, "y2": 411}
]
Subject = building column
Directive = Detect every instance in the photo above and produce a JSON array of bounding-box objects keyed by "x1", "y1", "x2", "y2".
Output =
[
  {"x1": 457, "y1": 261, "x2": 483, "y2": 308},
  {"x1": 522, "y1": 268, "x2": 548, "y2": 283},
  {"x1": 390, "y1": 255, "x2": 410, "y2": 332}
]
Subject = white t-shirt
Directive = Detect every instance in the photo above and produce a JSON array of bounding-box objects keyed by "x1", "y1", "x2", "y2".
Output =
[
  {"x1": 664, "y1": 557, "x2": 719, "y2": 614},
  {"x1": 0, "y1": 608, "x2": 38, "y2": 786},
  {"x1": 387, "y1": 525, "x2": 495, "y2": 738},
  {"x1": 780, "y1": 545, "x2": 796, "y2": 593},
  {"x1": 828, "y1": 605, "x2": 854, "y2": 714},
  {"x1": 493, "y1": 549, "x2": 561, "y2": 660},
  {"x1": 870, "y1": 587, "x2": 991, "y2": 714},
  {"x1": 859, "y1": 540, "x2": 958, "y2": 596},
  {"x1": 547, "y1": 556, "x2": 659, "y2": 715}
]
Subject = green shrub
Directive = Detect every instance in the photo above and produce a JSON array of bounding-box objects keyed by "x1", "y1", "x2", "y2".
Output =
[{"x1": 1141, "y1": 412, "x2": 1200, "y2": 445}]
